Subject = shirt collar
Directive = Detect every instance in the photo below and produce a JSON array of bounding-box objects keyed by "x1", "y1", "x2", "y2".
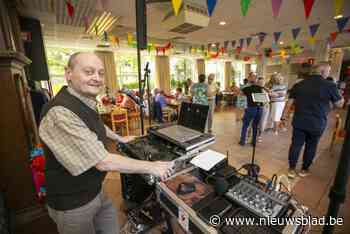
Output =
[{"x1": 67, "y1": 86, "x2": 97, "y2": 111}]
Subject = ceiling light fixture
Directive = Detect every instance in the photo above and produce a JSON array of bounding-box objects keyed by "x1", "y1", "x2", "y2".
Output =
[
  {"x1": 211, "y1": 43, "x2": 216, "y2": 47},
  {"x1": 86, "y1": 12, "x2": 120, "y2": 36},
  {"x1": 219, "y1": 21, "x2": 226, "y2": 25},
  {"x1": 279, "y1": 41, "x2": 284, "y2": 45},
  {"x1": 334, "y1": 14, "x2": 343, "y2": 19}
]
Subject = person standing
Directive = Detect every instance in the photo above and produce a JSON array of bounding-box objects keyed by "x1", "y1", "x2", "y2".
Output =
[
  {"x1": 190, "y1": 74, "x2": 209, "y2": 106},
  {"x1": 281, "y1": 62, "x2": 344, "y2": 178},
  {"x1": 269, "y1": 73, "x2": 288, "y2": 135},
  {"x1": 39, "y1": 52, "x2": 174, "y2": 234},
  {"x1": 207, "y1": 74, "x2": 219, "y2": 133},
  {"x1": 239, "y1": 74, "x2": 264, "y2": 146},
  {"x1": 256, "y1": 77, "x2": 270, "y2": 142}
]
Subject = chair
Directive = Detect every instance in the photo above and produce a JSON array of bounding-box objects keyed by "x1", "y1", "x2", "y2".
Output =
[
  {"x1": 329, "y1": 114, "x2": 345, "y2": 153},
  {"x1": 111, "y1": 107, "x2": 129, "y2": 136},
  {"x1": 128, "y1": 107, "x2": 141, "y2": 132}
]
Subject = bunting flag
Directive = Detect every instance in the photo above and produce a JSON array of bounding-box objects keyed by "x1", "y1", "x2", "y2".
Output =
[
  {"x1": 336, "y1": 16, "x2": 349, "y2": 32},
  {"x1": 83, "y1": 16, "x2": 89, "y2": 32},
  {"x1": 239, "y1": 38, "x2": 244, "y2": 48},
  {"x1": 241, "y1": 0, "x2": 251, "y2": 16},
  {"x1": 215, "y1": 42, "x2": 220, "y2": 50},
  {"x1": 246, "y1": 37, "x2": 252, "y2": 47},
  {"x1": 309, "y1": 23, "x2": 320, "y2": 37},
  {"x1": 172, "y1": 0, "x2": 182, "y2": 16},
  {"x1": 207, "y1": 43, "x2": 211, "y2": 51},
  {"x1": 207, "y1": 0, "x2": 217, "y2": 16},
  {"x1": 100, "y1": 0, "x2": 109, "y2": 10},
  {"x1": 303, "y1": 0, "x2": 315, "y2": 19},
  {"x1": 335, "y1": 0, "x2": 344, "y2": 16},
  {"x1": 308, "y1": 36, "x2": 316, "y2": 44},
  {"x1": 65, "y1": 0, "x2": 74, "y2": 17},
  {"x1": 231, "y1": 40, "x2": 236, "y2": 48},
  {"x1": 109, "y1": 36, "x2": 119, "y2": 46},
  {"x1": 272, "y1": 0, "x2": 283, "y2": 19},
  {"x1": 201, "y1": 45, "x2": 205, "y2": 52},
  {"x1": 291, "y1": 27, "x2": 301, "y2": 40},
  {"x1": 273, "y1": 31, "x2": 282, "y2": 43},
  {"x1": 330, "y1": 31, "x2": 338, "y2": 42},
  {"x1": 258, "y1": 34, "x2": 266, "y2": 46},
  {"x1": 224, "y1": 41, "x2": 229, "y2": 50},
  {"x1": 127, "y1": 33, "x2": 133, "y2": 45}
]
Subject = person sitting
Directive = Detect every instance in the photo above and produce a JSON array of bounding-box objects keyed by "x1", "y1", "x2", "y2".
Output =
[
  {"x1": 175, "y1": 87, "x2": 185, "y2": 102},
  {"x1": 120, "y1": 93, "x2": 137, "y2": 113}
]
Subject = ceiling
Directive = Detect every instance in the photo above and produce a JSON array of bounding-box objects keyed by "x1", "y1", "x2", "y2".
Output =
[{"x1": 17, "y1": 0, "x2": 350, "y2": 52}]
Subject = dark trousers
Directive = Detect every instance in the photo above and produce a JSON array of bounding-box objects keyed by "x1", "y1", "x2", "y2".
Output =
[
  {"x1": 240, "y1": 107, "x2": 262, "y2": 144},
  {"x1": 288, "y1": 127, "x2": 323, "y2": 170}
]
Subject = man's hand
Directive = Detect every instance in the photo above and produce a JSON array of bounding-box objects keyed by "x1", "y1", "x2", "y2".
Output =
[
  {"x1": 151, "y1": 161, "x2": 175, "y2": 181},
  {"x1": 119, "y1": 135, "x2": 137, "y2": 143}
]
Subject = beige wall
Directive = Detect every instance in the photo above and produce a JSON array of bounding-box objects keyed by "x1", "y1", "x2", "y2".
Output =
[
  {"x1": 155, "y1": 55, "x2": 171, "y2": 94},
  {"x1": 224, "y1": 61, "x2": 232, "y2": 90}
]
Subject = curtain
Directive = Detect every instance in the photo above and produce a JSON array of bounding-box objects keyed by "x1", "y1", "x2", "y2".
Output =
[
  {"x1": 155, "y1": 55, "x2": 171, "y2": 94},
  {"x1": 196, "y1": 59, "x2": 205, "y2": 77},
  {"x1": 95, "y1": 50, "x2": 119, "y2": 94},
  {"x1": 224, "y1": 61, "x2": 232, "y2": 90}
]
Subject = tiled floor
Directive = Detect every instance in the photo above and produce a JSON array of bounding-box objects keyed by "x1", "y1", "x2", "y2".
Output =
[{"x1": 104, "y1": 106, "x2": 350, "y2": 233}]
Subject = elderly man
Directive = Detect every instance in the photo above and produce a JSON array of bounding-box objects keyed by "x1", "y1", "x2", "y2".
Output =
[
  {"x1": 39, "y1": 52, "x2": 174, "y2": 234},
  {"x1": 282, "y1": 61, "x2": 344, "y2": 178}
]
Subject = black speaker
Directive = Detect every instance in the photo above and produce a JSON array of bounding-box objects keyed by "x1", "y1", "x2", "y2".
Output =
[
  {"x1": 135, "y1": 0, "x2": 147, "y2": 50},
  {"x1": 20, "y1": 17, "x2": 50, "y2": 81}
]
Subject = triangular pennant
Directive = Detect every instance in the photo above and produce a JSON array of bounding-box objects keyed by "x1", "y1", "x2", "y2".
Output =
[
  {"x1": 65, "y1": 0, "x2": 74, "y2": 17},
  {"x1": 330, "y1": 32, "x2": 338, "y2": 42},
  {"x1": 271, "y1": 0, "x2": 283, "y2": 19},
  {"x1": 127, "y1": 33, "x2": 133, "y2": 45},
  {"x1": 231, "y1": 40, "x2": 236, "y2": 48},
  {"x1": 303, "y1": 0, "x2": 315, "y2": 19},
  {"x1": 215, "y1": 42, "x2": 220, "y2": 52},
  {"x1": 291, "y1": 27, "x2": 301, "y2": 40},
  {"x1": 336, "y1": 16, "x2": 349, "y2": 32},
  {"x1": 258, "y1": 34, "x2": 266, "y2": 45},
  {"x1": 241, "y1": 0, "x2": 251, "y2": 16},
  {"x1": 308, "y1": 36, "x2": 316, "y2": 45},
  {"x1": 239, "y1": 38, "x2": 244, "y2": 48},
  {"x1": 309, "y1": 23, "x2": 320, "y2": 37},
  {"x1": 224, "y1": 41, "x2": 229, "y2": 50},
  {"x1": 207, "y1": 43, "x2": 211, "y2": 51},
  {"x1": 83, "y1": 16, "x2": 89, "y2": 31},
  {"x1": 207, "y1": 0, "x2": 217, "y2": 16},
  {"x1": 335, "y1": 0, "x2": 344, "y2": 16},
  {"x1": 100, "y1": 0, "x2": 108, "y2": 10},
  {"x1": 246, "y1": 37, "x2": 252, "y2": 47},
  {"x1": 273, "y1": 32, "x2": 282, "y2": 43},
  {"x1": 201, "y1": 45, "x2": 205, "y2": 52},
  {"x1": 172, "y1": 0, "x2": 182, "y2": 16}
]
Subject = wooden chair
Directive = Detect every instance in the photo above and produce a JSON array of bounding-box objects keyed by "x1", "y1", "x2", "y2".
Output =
[
  {"x1": 330, "y1": 114, "x2": 345, "y2": 153},
  {"x1": 128, "y1": 108, "x2": 141, "y2": 132},
  {"x1": 162, "y1": 107, "x2": 172, "y2": 122},
  {"x1": 111, "y1": 107, "x2": 129, "y2": 136}
]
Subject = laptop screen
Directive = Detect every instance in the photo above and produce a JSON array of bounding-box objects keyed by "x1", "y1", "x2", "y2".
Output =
[{"x1": 178, "y1": 102, "x2": 209, "y2": 133}]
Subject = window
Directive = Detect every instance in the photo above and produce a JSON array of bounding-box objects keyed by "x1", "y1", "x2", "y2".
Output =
[
  {"x1": 46, "y1": 47, "x2": 80, "y2": 95},
  {"x1": 206, "y1": 60, "x2": 224, "y2": 90},
  {"x1": 170, "y1": 57, "x2": 195, "y2": 91},
  {"x1": 115, "y1": 54, "x2": 155, "y2": 90},
  {"x1": 232, "y1": 62, "x2": 245, "y2": 86}
]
